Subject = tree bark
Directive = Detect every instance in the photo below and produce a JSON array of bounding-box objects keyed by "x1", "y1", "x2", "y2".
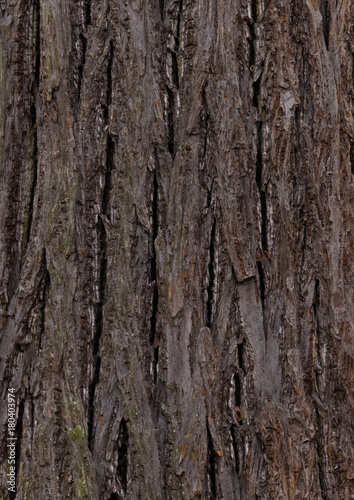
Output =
[{"x1": 1, "y1": 0, "x2": 353, "y2": 499}]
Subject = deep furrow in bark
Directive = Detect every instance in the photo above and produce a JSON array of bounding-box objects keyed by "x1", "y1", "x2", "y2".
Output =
[
  {"x1": 25, "y1": 0, "x2": 40, "y2": 247},
  {"x1": 39, "y1": 264, "x2": 50, "y2": 352},
  {"x1": 207, "y1": 422, "x2": 217, "y2": 499},
  {"x1": 201, "y1": 87, "x2": 209, "y2": 162},
  {"x1": 234, "y1": 373, "x2": 242, "y2": 408},
  {"x1": 150, "y1": 160, "x2": 159, "y2": 383},
  {"x1": 238, "y1": 341, "x2": 244, "y2": 372},
  {"x1": 77, "y1": 0, "x2": 91, "y2": 102},
  {"x1": 117, "y1": 418, "x2": 129, "y2": 494},
  {"x1": 251, "y1": 0, "x2": 258, "y2": 22},
  {"x1": 320, "y1": 0, "x2": 330, "y2": 50},
  {"x1": 251, "y1": 3, "x2": 268, "y2": 341},
  {"x1": 166, "y1": 86, "x2": 175, "y2": 157},
  {"x1": 350, "y1": 142, "x2": 354, "y2": 175},
  {"x1": 88, "y1": 41, "x2": 114, "y2": 450},
  {"x1": 85, "y1": 0, "x2": 91, "y2": 26},
  {"x1": 171, "y1": 51, "x2": 179, "y2": 89},
  {"x1": 247, "y1": 21, "x2": 256, "y2": 70},
  {"x1": 351, "y1": 52, "x2": 354, "y2": 174},
  {"x1": 77, "y1": 33, "x2": 86, "y2": 102},
  {"x1": 230, "y1": 426, "x2": 240, "y2": 474},
  {"x1": 159, "y1": 0, "x2": 164, "y2": 20},
  {"x1": 206, "y1": 218, "x2": 216, "y2": 330}
]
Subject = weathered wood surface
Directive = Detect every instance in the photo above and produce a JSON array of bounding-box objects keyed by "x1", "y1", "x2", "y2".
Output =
[{"x1": 0, "y1": 0, "x2": 353, "y2": 498}]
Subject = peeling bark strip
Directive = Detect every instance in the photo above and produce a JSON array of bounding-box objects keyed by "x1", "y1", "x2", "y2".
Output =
[{"x1": 0, "y1": 0, "x2": 353, "y2": 498}]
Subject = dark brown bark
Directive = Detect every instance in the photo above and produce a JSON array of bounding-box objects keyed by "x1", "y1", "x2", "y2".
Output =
[{"x1": 0, "y1": 0, "x2": 354, "y2": 499}]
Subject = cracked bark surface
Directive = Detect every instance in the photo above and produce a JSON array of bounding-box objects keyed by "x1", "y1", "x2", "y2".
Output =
[{"x1": 0, "y1": 0, "x2": 354, "y2": 499}]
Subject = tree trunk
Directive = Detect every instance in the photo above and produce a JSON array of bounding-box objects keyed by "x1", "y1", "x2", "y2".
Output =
[{"x1": 0, "y1": 0, "x2": 353, "y2": 498}]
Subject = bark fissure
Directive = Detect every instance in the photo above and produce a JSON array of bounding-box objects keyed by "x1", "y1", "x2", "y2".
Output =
[
  {"x1": 39, "y1": 267, "x2": 50, "y2": 352},
  {"x1": 171, "y1": 51, "x2": 179, "y2": 89},
  {"x1": 207, "y1": 423, "x2": 217, "y2": 499},
  {"x1": 234, "y1": 373, "x2": 242, "y2": 408},
  {"x1": 78, "y1": 33, "x2": 86, "y2": 102},
  {"x1": 238, "y1": 341, "x2": 244, "y2": 372},
  {"x1": 230, "y1": 426, "x2": 240, "y2": 474},
  {"x1": 77, "y1": 0, "x2": 91, "y2": 102},
  {"x1": 255, "y1": 110, "x2": 267, "y2": 252},
  {"x1": 167, "y1": 86, "x2": 175, "y2": 157},
  {"x1": 257, "y1": 261, "x2": 266, "y2": 335},
  {"x1": 117, "y1": 418, "x2": 129, "y2": 494},
  {"x1": 202, "y1": 87, "x2": 209, "y2": 162},
  {"x1": 320, "y1": 0, "x2": 330, "y2": 50},
  {"x1": 159, "y1": 0, "x2": 164, "y2": 20},
  {"x1": 88, "y1": 41, "x2": 114, "y2": 450},
  {"x1": 150, "y1": 162, "x2": 159, "y2": 382},
  {"x1": 85, "y1": 0, "x2": 91, "y2": 26},
  {"x1": 26, "y1": 0, "x2": 40, "y2": 247},
  {"x1": 350, "y1": 142, "x2": 354, "y2": 175},
  {"x1": 206, "y1": 218, "x2": 216, "y2": 329}
]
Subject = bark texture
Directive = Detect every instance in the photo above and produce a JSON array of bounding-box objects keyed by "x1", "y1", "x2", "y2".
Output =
[{"x1": 0, "y1": 0, "x2": 354, "y2": 499}]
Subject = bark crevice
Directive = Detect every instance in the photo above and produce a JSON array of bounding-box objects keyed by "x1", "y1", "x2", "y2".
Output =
[
  {"x1": 26, "y1": 0, "x2": 41, "y2": 247},
  {"x1": 167, "y1": 86, "x2": 175, "y2": 157},
  {"x1": 39, "y1": 265, "x2": 50, "y2": 352},
  {"x1": 117, "y1": 418, "x2": 129, "y2": 494},
  {"x1": 230, "y1": 426, "x2": 240, "y2": 474},
  {"x1": 207, "y1": 422, "x2": 217, "y2": 499},
  {"x1": 320, "y1": 0, "x2": 330, "y2": 50},
  {"x1": 150, "y1": 159, "x2": 159, "y2": 383},
  {"x1": 206, "y1": 218, "x2": 216, "y2": 330},
  {"x1": 88, "y1": 41, "x2": 114, "y2": 450}
]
